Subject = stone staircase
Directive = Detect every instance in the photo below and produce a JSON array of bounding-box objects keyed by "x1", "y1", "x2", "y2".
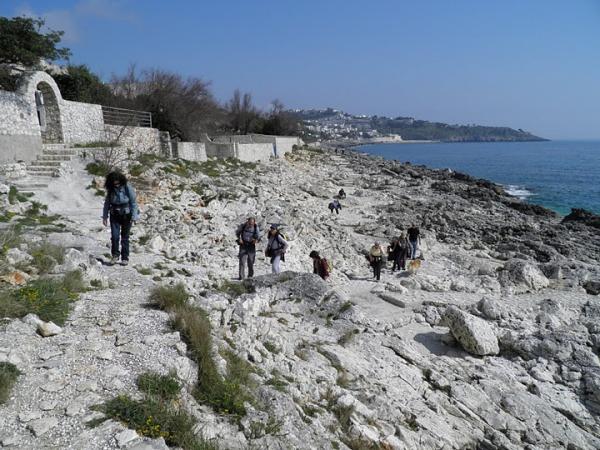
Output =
[{"x1": 14, "y1": 144, "x2": 80, "y2": 193}]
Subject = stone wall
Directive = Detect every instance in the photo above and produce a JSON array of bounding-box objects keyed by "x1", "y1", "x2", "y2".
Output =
[
  {"x1": 235, "y1": 142, "x2": 273, "y2": 162},
  {"x1": 104, "y1": 125, "x2": 163, "y2": 155},
  {"x1": 205, "y1": 141, "x2": 235, "y2": 159},
  {"x1": 60, "y1": 100, "x2": 104, "y2": 144},
  {"x1": 250, "y1": 134, "x2": 303, "y2": 157},
  {"x1": 174, "y1": 141, "x2": 207, "y2": 161},
  {"x1": 0, "y1": 89, "x2": 41, "y2": 162}
]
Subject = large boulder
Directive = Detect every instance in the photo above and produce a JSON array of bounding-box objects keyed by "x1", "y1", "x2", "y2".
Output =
[
  {"x1": 443, "y1": 306, "x2": 499, "y2": 356},
  {"x1": 500, "y1": 260, "x2": 549, "y2": 291}
]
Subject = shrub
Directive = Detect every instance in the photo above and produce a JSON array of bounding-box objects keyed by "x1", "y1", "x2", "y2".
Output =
[
  {"x1": 30, "y1": 242, "x2": 65, "y2": 274},
  {"x1": 137, "y1": 372, "x2": 181, "y2": 401},
  {"x1": 148, "y1": 283, "x2": 190, "y2": 310},
  {"x1": 85, "y1": 161, "x2": 110, "y2": 176},
  {"x1": 94, "y1": 395, "x2": 218, "y2": 450},
  {"x1": 150, "y1": 284, "x2": 254, "y2": 418},
  {"x1": 0, "y1": 225, "x2": 22, "y2": 256},
  {"x1": 215, "y1": 280, "x2": 249, "y2": 297},
  {"x1": 0, "y1": 270, "x2": 85, "y2": 325},
  {"x1": 0, "y1": 362, "x2": 21, "y2": 404},
  {"x1": 8, "y1": 186, "x2": 32, "y2": 205}
]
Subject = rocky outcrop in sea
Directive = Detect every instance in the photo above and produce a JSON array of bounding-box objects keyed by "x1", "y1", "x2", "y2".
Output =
[{"x1": 0, "y1": 147, "x2": 599, "y2": 449}]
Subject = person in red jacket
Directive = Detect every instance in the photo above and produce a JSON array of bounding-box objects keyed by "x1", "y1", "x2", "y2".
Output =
[{"x1": 309, "y1": 250, "x2": 330, "y2": 280}]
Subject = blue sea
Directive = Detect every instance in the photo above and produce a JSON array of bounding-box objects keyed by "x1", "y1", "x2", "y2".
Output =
[{"x1": 356, "y1": 140, "x2": 600, "y2": 216}]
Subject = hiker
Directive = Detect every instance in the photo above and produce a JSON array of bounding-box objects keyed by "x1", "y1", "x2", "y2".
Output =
[
  {"x1": 265, "y1": 225, "x2": 288, "y2": 274},
  {"x1": 338, "y1": 188, "x2": 346, "y2": 199},
  {"x1": 387, "y1": 237, "x2": 400, "y2": 272},
  {"x1": 396, "y1": 232, "x2": 410, "y2": 270},
  {"x1": 309, "y1": 250, "x2": 330, "y2": 280},
  {"x1": 407, "y1": 224, "x2": 421, "y2": 259},
  {"x1": 102, "y1": 171, "x2": 139, "y2": 266},
  {"x1": 328, "y1": 199, "x2": 342, "y2": 214},
  {"x1": 236, "y1": 217, "x2": 261, "y2": 280},
  {"x1": 369, "y1": 242, "x2": 384, "y2": 281}
]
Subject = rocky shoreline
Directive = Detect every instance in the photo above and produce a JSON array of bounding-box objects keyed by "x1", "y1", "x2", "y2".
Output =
[{"x1": 0, "y1": 147, "x2": 599, "y2": 449}]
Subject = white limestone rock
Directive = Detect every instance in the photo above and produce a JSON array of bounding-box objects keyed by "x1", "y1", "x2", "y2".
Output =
[
  {"x1": 443, "y1": 305, "x2": 499, "y2": 356},
  {"x1": 37, "y1": 321, "x2": 63, "y2": 337}
]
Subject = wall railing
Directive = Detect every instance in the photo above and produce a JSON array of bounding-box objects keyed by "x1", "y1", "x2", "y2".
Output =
[{"x1": 101, "y1": 105, "x2": 152, "y2": 128}]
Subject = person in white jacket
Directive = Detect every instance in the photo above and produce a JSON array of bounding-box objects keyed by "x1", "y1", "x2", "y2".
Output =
[{"x1": 265, "y1": 224, "x2": 288, "y2": 274}]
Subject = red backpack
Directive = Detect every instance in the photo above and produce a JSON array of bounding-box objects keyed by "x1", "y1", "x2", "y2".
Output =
[{"x1": 320, "y1": 258, "x2": 331, "y2": 278}]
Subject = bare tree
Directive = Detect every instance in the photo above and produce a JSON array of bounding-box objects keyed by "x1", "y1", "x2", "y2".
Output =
[{"x1": 227, "y1": 89, "x2": 259, "y2": 134}]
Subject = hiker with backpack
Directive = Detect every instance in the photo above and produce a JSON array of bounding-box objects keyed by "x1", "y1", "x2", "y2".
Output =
[
  {"x1": 236, "y1": 217, "x2": 261, "y2": 280},
  {"x1": 328, "y1": 199, "x2": 342, "y2": 214},
  {"x1": 338, "y1": 189, "x2": 346, "y2": 199},
  {"x1": 396, "y1": 232, "x2": 410, "y2": 270},
  {"x1": 369, "y1": 242, "x2": 384, "y2": 281},
  {"x1": 102, "y1": 171, "x2": 139, "y2": 266},
  {"x1": 309, "y1": 250, "x2": 330, "y2": 280},
  {"x1": 265, "y1": 225, "x2": 288, "y2": 274},
  {"x1": 387, "y1": 237, "x2": 400, "y2": 272},
  {"x1": 407, "y1": 224, "x2": 421, "y2": 259}
]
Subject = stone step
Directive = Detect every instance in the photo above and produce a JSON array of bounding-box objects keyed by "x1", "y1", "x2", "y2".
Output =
[
  {"x1": 26, "y1": 168, "x2": 58, "y2": 176},
  {"x1": 42, "y1": 149, "x2": 79, "y2": 156},
  {"x1": 29, "y1": 160, "x2": 63, "y2": 167},
  {"x1": 37, "y1": 155, "x2": 72, "y2": 161},
  {"x1": 41, "y1": 143, "x2": 68, "y2": 150}
]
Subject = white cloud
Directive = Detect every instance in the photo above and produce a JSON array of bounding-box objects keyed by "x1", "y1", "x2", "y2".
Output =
[
  {"x1": 12, "y1": 0, "x2": 137, "y2": 46},
  {"x1": 75, "y1": 0, "x2": 137, "y2": 22},
  {"x1": 14, "y1": 5, "x2": 80, "y2": 43}
]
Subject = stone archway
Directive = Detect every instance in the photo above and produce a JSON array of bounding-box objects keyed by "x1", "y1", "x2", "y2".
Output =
[{"x1": 35, "y1": 81, "x2": 63, "y2": 143}]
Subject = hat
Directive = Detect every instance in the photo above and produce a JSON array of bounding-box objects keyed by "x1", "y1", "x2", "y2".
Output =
[
  {"x1": 270, "y1": 224, "x2": 278, "y2": 230},
  {"x1": 309, "y1": 250, "x2": 319, "y2": 258}
]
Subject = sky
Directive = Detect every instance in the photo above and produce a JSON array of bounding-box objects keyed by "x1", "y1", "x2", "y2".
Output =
[{"x1": 2, "y1": 0, "x2": 600, "y2": 139}]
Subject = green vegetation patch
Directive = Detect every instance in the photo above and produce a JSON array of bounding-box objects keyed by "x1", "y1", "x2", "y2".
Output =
[
  {"x1": 149, "y1": 283, "x2": 255, "y2": 418},
  {"x1": 85, "y1": 161, "x2": 110, "y2": 177},
  {"x1": 8, "y1": 186, "x2": 33, "y2": 205},
  {"x1": 16, "y1": 202, "x2": 62, "y2": 228},
  {"x1": 93, "y1": 395, "x2": 217, "y2": 450},
  {"x1": 74, "y1": 141, "x2": 114, "y2": 148},
  {"x1": 0, "y1": 270, "x2": 85, "y2": 325},
  {"x1": 137, "y1": 372, "x2": 181, "y2": 401},
  {"x1": 0, "y1": 362, "x2": 21, "y2": 405},
  {"x1": 30, "y1": 242, "x2": 65, "y2": 274},
  {"x1": 215, "y1": 280, "x2": 250, "y2": 298}
]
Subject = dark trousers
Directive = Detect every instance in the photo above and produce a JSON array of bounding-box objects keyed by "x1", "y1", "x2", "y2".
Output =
[
  {"x1": 110, "y1": 213, "x2": 132, "y2": 260},
  {"x1": 238, "y1": 244, "x2": 256, "y2": 279},
  {"x1": 372, "y1": 260, "x2": 382, "y2": 280}
]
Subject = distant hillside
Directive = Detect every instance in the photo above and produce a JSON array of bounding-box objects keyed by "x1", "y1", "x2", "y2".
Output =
[
  {"x1": 293, "y1": 108, "x2": 546, "y2": 142},
  {"x1": 371, "y1": 116, "x2": 546, "y2": 142}
]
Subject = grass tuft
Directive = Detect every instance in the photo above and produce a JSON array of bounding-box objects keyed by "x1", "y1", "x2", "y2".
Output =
[
  {"x1": 30, "y1": 242, "x2": 65, "y2": 274},
  {"x1": 137, "y1": 372, "x2": 181, "y2": 401},
  {"x1": 0, "y1": 362, "x2": 21, "y2": 404},
  {"x1": 148, "y1": 283, "x2": 190, "y2": 310},
  {"x1": 0, "y1": 270, "x2": 85, "y2": 325},
  {"x1": 149, "y1": 284, "x2": 255, "y2": 418},
  {"x1": 94, "y1": 395, "x2": 218, "y2": 450}
]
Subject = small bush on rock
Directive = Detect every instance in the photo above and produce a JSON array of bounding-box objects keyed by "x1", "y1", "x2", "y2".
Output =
[
  {"x1": 0, "y1": 362, "x2": 21, "y2": 404},
  {"x1": 94, "y1": 395, "x2": 218, "y2": 450},
  {"x1": 0, "y1": 270, "x2": 85, "y2": 325},
  {"x1": 30, "y1": 242, "x2": 65, "y2": 274},
  {"x1": 149, "y1": 283, "x2": 190, "y2": 310},
  {"x1": 137, "y1": 372, "x2": 181, "y2": 401}
]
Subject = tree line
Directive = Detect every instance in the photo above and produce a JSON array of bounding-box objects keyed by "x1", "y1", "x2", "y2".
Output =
[{"x1": 0, "y1": 16, "x2": 301, "y2": 140}]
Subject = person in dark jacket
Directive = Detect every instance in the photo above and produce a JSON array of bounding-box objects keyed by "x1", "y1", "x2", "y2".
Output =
[
  {"x1": 265, "y1": 225, "x2": 288, "y2": 274},
  {"x1": 387, "y1": 238, "x2": 400, "y2": 272},
  {"x1": 407, "y1": 224, "x2": 421, "y2": 259},
  {"x1": 328, "y1": 199, "x2": 342, "y2": 214},
  {"x1": 102, "y1": 171, "x2": 139, "y2": 265},
  {"x1": 309, "y1": 250, "x2": 329, "y2": 280},
  {"x1": 236, "y1": 217, "x2": 260, "y2": 279}
]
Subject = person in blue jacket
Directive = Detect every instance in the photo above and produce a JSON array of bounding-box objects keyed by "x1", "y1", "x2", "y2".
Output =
[{"x1": 102, "y1": 171, "x2": 139, "y2": 265}]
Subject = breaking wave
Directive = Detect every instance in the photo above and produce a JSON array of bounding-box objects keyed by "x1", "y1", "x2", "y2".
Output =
[{"x1": 505, "y1": 185, "x2": 535, "y2": 199}]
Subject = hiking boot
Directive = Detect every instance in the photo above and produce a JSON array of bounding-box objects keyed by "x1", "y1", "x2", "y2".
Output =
[
  {"x1": 110, "y1": 256, "x2": 118, "y2": 265},
  {"x1": 121, "y1": 260, "x2": 129, "y2": 266}
]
